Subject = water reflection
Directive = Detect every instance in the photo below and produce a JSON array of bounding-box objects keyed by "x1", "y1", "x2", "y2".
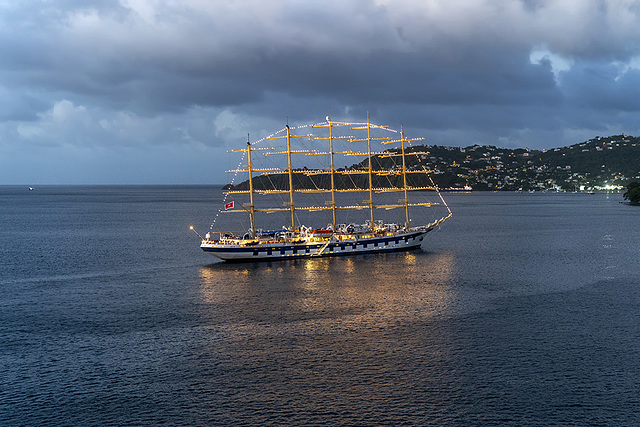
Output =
[
  {"x1": 196, "y1": 252, "x2": 458, "y2": 423},
  {"x1": 198, "y1": 251, "x2": 456, "y2": 331}
]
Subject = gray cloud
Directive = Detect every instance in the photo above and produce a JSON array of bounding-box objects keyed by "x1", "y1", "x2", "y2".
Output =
[{"x1": 1, "y1": 0, "x2": 640, "y2": 184}]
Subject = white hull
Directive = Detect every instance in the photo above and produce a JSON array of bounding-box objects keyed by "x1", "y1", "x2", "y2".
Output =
[{"x1": 201, "y1": 229, "x2": 430, "y2": 261}]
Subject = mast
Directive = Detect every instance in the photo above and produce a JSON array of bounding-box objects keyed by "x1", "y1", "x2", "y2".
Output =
[
  {"x1": 400, "y1": 125, "x2": 410, "y2": 229},
  {"x1": 226, "y1": 141, "x2": 278, "y2": 230},
  {"x1": 350, "y1": 113, "x2": 391, "y2": 230},
  {"x1": 266, "y1": 125, "x2": 312, "y2": 230},
  {"x1": 311, "y1": 116, "x2": 351, "y2": 230},
  {"x1": 381, "y1": 126, "x2": 427, "y2": 229},
  {"x1": 328, "y1": 118, "x2": 337, "y2": 229},
  {"x1": 246, "y1": 135, "x2": 256, "y2": 237},
  {"x1": 366, "y1": 113, "x2": 375, "y2": 228},
  {"x1": 285, "y1": 125, "x2": 295, "y2": 230}
]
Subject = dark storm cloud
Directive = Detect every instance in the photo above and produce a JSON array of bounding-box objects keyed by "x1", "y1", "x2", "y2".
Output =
[
  {"x1": 562, "y1": 61, "x2": 640, "y2": 112},
  {"x1": 1, "y1": 0, "x2": 640, "y2": 184}
]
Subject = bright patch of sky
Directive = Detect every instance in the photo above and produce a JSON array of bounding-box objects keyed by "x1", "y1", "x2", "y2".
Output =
[{"x1": 530, "y1": 49, "x2": 574, "y2": 80}]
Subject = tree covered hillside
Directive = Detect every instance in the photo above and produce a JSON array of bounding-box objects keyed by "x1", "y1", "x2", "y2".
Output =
[{"x1": 230, "y1": 135, "x2": 640, "y2": 192}]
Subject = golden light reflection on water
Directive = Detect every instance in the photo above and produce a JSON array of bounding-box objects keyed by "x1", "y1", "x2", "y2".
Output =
[{"x1": 198, "y1": 251, "x2": 457, "y2": 329}]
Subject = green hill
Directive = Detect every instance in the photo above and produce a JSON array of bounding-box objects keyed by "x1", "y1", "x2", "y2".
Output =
[{"x1": 230, "y1": 135, "x2": 640, "y2": 191}]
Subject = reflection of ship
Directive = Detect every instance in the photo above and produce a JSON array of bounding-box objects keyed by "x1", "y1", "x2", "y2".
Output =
[{"x1": 199, "y1": 116, "x2": 452, "y2": 261}]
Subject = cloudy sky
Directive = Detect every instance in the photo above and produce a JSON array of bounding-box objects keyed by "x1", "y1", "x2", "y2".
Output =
[{"x1": 2, "y1": 0, "x2": 640, "y2": 184}]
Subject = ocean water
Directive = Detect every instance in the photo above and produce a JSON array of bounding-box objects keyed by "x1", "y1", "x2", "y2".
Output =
[{"x1": 1, "y1": 186, "x2": 639, "y2": 426}]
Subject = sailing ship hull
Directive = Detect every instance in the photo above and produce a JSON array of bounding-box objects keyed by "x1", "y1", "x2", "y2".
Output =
[
  {"x1": 195, "y1": 116, "x2": 452, "y2": 262},
  {"x1": 201, "y1": 229, "x2": 431, "y2": 262}
]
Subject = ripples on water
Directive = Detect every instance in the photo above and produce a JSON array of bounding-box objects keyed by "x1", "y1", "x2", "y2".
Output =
[{"x1": 1, "y1": 187, "x2": 639, "y2": 425}]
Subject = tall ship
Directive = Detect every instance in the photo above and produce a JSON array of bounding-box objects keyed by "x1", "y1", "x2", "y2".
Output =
[{"x1": 197, "y1": 115, "x2": 452, "y2": 261}]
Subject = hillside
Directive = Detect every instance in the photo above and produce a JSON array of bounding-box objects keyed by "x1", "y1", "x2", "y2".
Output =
[
  {"x1": 426, "y1": 134, "x2": 640, "y2": 191},
  {"x1": 230, "y1": 134, "x2": 640, "y2": 192}
]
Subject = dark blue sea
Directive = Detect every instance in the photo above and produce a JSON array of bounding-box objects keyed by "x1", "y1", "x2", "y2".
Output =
[{"x1": 2, "y1": 186, "x2": 639, "y2": 426}]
